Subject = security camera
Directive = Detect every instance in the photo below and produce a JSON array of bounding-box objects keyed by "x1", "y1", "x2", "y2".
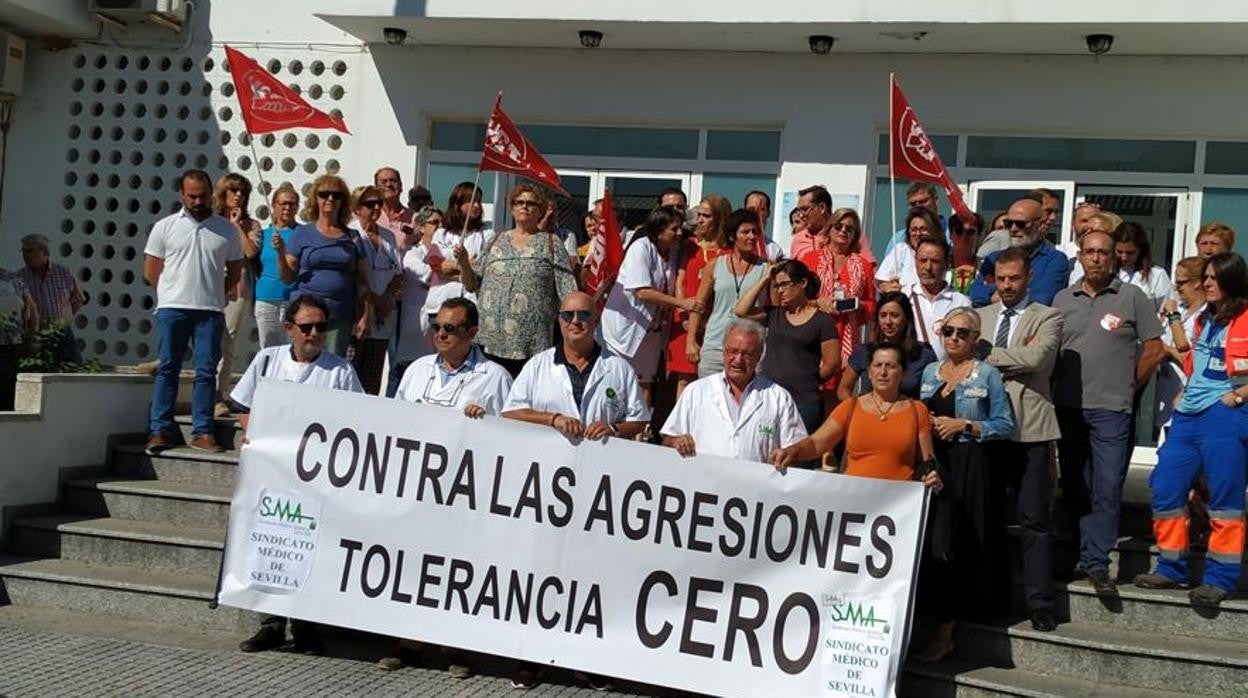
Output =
[
  {"x1": 383, "y1": 27, "x2": 407, "y2": 46},
  {"x1": 579, "y1": 30, "x2": 603, "y2": 49},
  {"x1": 1085, "y1": 34, "x2": 1113, "y2": 56},
  {"x1": 808, "y1": 35, "x2": 835, "y2": 55}
]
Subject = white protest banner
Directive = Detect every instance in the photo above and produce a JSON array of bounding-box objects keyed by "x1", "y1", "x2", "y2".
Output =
[{"x1": 218, "y1": 381, "x2": 928, "y2": 697}]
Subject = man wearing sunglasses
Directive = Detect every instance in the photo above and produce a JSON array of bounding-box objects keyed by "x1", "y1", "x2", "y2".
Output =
[
  {"x1": 969, "y1": 197, "x2": 1073, "y2": 308},
  {"x1": 232, "y1": 294, "x2": 362, "y2": 657},
  {"x1": 503, "y1": 291, "x2": 649, "y2": 442},
  {"x1": 394, "y1": 297, "x2": 512, "y2": 417}
]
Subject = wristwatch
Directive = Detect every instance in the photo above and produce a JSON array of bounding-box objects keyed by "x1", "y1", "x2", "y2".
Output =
[{"x1": 1235, "y1": 394, "x2": 1244, "y2": 407}]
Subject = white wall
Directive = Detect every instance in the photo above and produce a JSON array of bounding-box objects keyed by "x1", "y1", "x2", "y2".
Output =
[{"x1": 0, "y1": 374, "x2": 151, "y2": 541}]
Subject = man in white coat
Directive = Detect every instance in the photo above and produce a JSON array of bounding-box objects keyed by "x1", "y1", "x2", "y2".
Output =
[
  {"x1": 233, "y1": 293, "x2": 362, "y2": 657},
  {"x1": 395, "y1": 297, "x2": 512, "y2": 417},
  {"x1": 662, "y1": 319, "x2": 808, "y2": 463},
  {"x1": 504, "y1": 290, "x2": 650, "y2": 441}
]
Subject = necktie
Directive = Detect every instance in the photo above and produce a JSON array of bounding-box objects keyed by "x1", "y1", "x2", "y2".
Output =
[{"x1": 995, "y1": 307, "x2": 1014, "y2": 348}]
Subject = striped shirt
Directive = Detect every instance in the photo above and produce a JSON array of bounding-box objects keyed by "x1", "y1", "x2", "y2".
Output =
[{"x1": 19, "y1": 263, "x2": 81, "y2": 328}]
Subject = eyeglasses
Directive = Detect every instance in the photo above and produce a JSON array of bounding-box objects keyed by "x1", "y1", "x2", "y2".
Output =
[
  {"x1": 360, "y1": 199, "x2": 383, "y2": 209},
  {"x1": 724, "y1": 348, "x2": 761, "y2": 359},
  {"x1": 940, "y1": 325, "x2": 975, "y2": 340},
  {"x1": 512, "y1": 199, "x2": 542, "y2": 208},
  {"x1": 291, "y1": 321, "x2": 329, "y2": 335},
  {"x1": 559, "y1": 310, "x2": 593, "y2": 323},
  {"x1": 317, "y1": 191, "x2": 344, "y2": 201},
  {"x1": 772, "y1": 279, "x2": 796, "y2": 290},
  {"x1": 1002, "y1": 219, "x2": 1034, "y2": 230},
  {"x1": 275, "y1": 200, "x2": 298, "y2": 208},
  {"x1": 429, "y1": 321, "x2": 468, "y2": 335}
]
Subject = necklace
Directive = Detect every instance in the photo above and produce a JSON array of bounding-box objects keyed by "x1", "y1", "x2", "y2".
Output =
[{"x1": 872, "y1": 392, "x2": 901, "y2": 421}]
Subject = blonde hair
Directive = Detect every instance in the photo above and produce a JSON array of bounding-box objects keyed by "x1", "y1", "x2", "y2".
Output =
[
  {"x1": 351, "y1": 185, "x2": 383, "y2": 211},
  {"x1": 1197, "y1": 222, "x2": 1236, "y2": 249},
  {"x1": 699, "y1": 194, "x2": 732, "y2": 246},
  {"x1": 1085, "y1": 211, "x2": 1121, "y2": 235},
  {"x1": 212, "y1": 172, "x2": 252, "y2": 215},
  {"x1": 830, "y1": 207, "x2": 862, "y2": 248},
  {"x1": 943, "y1": 306, "x2": 981, "y2": 333},
  {"x1": 300, "y1": 174, "x2": 352, "y2": 228}
]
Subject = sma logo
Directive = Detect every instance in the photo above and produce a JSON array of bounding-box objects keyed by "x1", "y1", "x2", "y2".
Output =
[{"x1": 259, "y1": 495, "x2": 317, "y2": 529}]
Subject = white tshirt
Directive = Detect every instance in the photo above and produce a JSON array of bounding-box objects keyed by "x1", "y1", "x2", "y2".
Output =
[
  {"x1": 875, "y1": 244, "x2": 919, "y2": 290},
  {"x1": 903, "y1": 282, "x2": 972, "y2": 360},
  {"x1": 504, "y1": 345, "x2": 651, "y2": 425},
  {"x1": 394, "y1": 346, "x2": 513, "y2": 416},
  {"x1": 357, "y1": 226, "x2": 403, "y2": 340},
  {"x1": 433, "y1": 225, "x2": 495, "y2": 263},
  {"x1": 601, "y1": 237, "x2": 676, "y2": 358},
  {"x1": 419, "y1": 282, "x2": 479, "y2": 336},
  {"x1": 144, "y1": 209, "x2": 243, "y2": 311},
  {"x1": 661, "y1": 372, "x2": 807, "y2": 463},
  {"x1": 230, "y1": 345, "x2": 364, "y2": 409},
  {"x1": 395, "y1": 244, "x2": 437, "y2": 363},
  {"x1": 1119, "y1": 266, "x2": 1174, "y2": 309}
]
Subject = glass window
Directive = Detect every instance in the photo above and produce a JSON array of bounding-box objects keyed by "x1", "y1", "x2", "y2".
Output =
[
  {"x1": 965, "y1": 136, "x2": 1196, "y2": 173},
  {"x1": 876, "y1": 134, "x2": 958, "y2": 167},
  {"x1": 426, "y1": 162, "x2": 497, "y2": 210},
  {"x1": 1200, "y1": 188, "x2": 1248, "y2": 259},
  {"x1": 430, "y1": 122, "x2": 484, "y2": 151},
  {"x1": 701, "y1": 173, "x2": 778, "y2": 237},
  {"x1": 868, "y1": 177, "x2": 953, "y2": 259},
  {"x1": 1204, "y1": 142, "x2": 1248, "y2": 175},
  {"x1": 706, "y1": 130, "x2": 781, "y2": 162}
]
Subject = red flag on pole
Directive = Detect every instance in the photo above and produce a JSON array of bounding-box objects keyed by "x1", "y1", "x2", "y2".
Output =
[
  {"x1": 225, "y1": 46, "x2": 349, "y2": 135},
  {"x1": 890, "y1": 76, "x2": 973, "y2": 223},
  {"x1": 583, "y1": 189, "x2": 624, "y2": 306},
  {"x1": 479, "y1": 96, "x2": 567, "y2": 195}
]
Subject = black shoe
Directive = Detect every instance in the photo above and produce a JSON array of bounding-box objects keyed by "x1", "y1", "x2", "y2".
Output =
[
  {"x1": 1030, "y1": 608, "x2": 1057, "y2": 632},
  {"x1": 293, "y1": 635, "x2": 326, "y2": 656},
  {"x1": 574, "y1": 671, "x2": 615, "y2": 692},
  {"x1": 1087, "y1": 568, "x2": 1118, "y2": 596},
  {"x1": 239, "y1": 624, "x2": 286, "y2": 653},
  {"x1": 1189, "y1": 584, "x2": 1229, "y2": 607},
  {"x1": 1133, "y1": 572, "x2": 1180, "y2": 590}
]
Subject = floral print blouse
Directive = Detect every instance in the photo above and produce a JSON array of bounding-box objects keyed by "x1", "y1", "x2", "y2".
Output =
[{"x1": 475, "y1": 231, "x2": 578, "y2": 361}]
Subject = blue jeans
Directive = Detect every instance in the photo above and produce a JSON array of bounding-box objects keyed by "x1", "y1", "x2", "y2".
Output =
[
  {"x1": 150, "y1": 308, "x2": 224, "y2": 437},
  {"x1": 1057, "y1": 407, "x2": 1133, "y2": 573},
  {"x1": 54, "y1": 326, "x2": 82, "y2": 364}
]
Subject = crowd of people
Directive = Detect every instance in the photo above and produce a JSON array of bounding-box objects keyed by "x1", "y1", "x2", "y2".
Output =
[{"x1": 17, "y1": 163, "x2": 1241, "y2": 687}]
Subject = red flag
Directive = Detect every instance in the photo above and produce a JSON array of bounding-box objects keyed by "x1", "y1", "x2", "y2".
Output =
[
  {"x1": 890, "y1": 75, "x2": 973, "y2": 224},
  {"x1": 583, "y1": 190, "x2": 624, "y2": 306},
  {"x1": 479, "y1": 96, "x2": 567, "y2": 195},
  {"x1": 225, "y1": 46, "x2": 349, "y2": 135}
]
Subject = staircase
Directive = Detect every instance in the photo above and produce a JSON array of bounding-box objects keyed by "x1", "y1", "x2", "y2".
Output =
[
  {"x1": 0, "y1": 416, "x2": 255, "y2": 635},
  {"x1": 903, "y1": 508, "x2": 1248, "y2": 696},
  {"x1": 2, "y1": 418, "x2": 1248, "y2": 695}
]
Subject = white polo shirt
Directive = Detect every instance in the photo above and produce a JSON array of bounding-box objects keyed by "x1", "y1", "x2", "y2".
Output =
[
  {"x1": 661, "y1": 371, "x2": 807, "y2": 464},
  {"x1": 904, "y1": 281, "x2": 972, "y2": 360},
  {"x1": 144, "y1": 209, "x2": 243, "y2": 311},
  {"x1": 230, "y1": 345, "x2": 363, "y2": 410},
  {"x1": 395, "y1": 346, "x2": 513, "y2": 416},
  {"x1": 875, "y1": 244, "x2": 919, "y2": 290}
]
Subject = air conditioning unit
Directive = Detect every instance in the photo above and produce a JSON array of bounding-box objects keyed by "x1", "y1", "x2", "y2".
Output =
[
  {"x1": 90, "y1": 0, "x2": 188, "y2": 32},
  {"x1": 0, "y1": 31, "x2": 25, "y2": 100}
]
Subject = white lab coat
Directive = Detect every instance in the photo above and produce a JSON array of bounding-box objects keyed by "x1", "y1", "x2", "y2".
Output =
[
  {"x1": 504, "y1": 345, "x2": 651, "y2": 425},
  {"x1": 661, "y1": 371, "x2": 807, "y2": 463},
  {"x1": 394, "y1": 346, "x2": 513, "y2": 416},
  {"x1": 230, "y1": 346, "x2": 364, "y2": 409}
]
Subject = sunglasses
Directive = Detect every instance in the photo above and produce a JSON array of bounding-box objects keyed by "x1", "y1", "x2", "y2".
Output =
[
  {"x1": 559, "y1": 310, "x2": 593, "y2": 323},
  {"x1": 1002, "y1": 219, "x2": 1032, "y2": 230},
  {"x1": 317, "y1": 191, "x2": 344, "y2": 201},
  {"x1": 291, "y1": 321, "x2": 329, "y2": 335},
  {"x1": 359, "y1": 199, "x2": 383, "y2": 208},
  {"x1": 429, "y1": 321, "x2": 468, "y2": 335},
  {"x1": 940, "y1": 325, "x2": 975, "y2": 340},
  {"x1": 833, "y1": 222, "x2": 858, "y2": 233}
]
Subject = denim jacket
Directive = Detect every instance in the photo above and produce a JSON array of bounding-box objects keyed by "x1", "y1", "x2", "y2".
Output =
[{"x1": 919, "y1": 360, "x2": 1015, "y2": 442}]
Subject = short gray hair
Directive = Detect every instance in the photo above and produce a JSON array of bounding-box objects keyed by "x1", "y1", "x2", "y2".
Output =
[
  {"x1": 725, "y1": 318, "x2": 767, "y2": 349},
  {"x1": 20, "y1": 234, "x2": 48, "y2": 250},
  {"x1": 943, "y1": 306, "x2": 981, "y2": 333}
]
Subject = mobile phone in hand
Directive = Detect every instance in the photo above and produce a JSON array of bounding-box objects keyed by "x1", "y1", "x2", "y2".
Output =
[{"x1": 834, "y1": 298, "x2": 860, "y2": 313}]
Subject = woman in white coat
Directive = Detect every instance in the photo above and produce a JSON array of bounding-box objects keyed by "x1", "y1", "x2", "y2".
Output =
[{"x1": 600, "y1": 206, "x2": 704, "y2": 404}]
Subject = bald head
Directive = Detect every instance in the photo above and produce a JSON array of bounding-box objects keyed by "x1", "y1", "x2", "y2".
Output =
[
  {"x1": 561, "y1": 291, "x2": 594, "y2": 312},
  {"x1": 1006, "y1": 198, "x2": 1045, "y2": 250}
]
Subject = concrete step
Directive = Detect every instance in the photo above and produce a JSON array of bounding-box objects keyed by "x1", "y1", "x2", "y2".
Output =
[
  {"x1": 902, "y1": 660, "x2": 1183, "y2": 697},
  {"x1": 174, "y1": 414, "x2": 244, "y2": 452},
  {"x1": 0, "y1": 557, "x2": 255, "y2": 633},
  {"x1": 1061, "y1": 579, "x2": 1248, "y2": 643},
  {"x1": 0, "y1": 603, "x2": 241, "y2": 652},
  {"x1": 64, "y1": 477, "x2": 233, "y2": 528},
  {"x1": 9, "y1": 515, "x2": 224, "y2": 579},
  {"x1": 112, "y1": 444, "x2": 240, "y2": 488},
  {"x1": 957, "y1": 620, "x2": 1248, "y2": 696}
]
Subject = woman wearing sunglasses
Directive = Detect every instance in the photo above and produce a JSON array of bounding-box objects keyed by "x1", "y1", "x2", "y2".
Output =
[
  {"x1": 284, "y1": 174, "x2": 369, "y2": 357},
  {"x1": 460, "y1": 184, "x2": 578, "y2": 377},
  {"x1": 914, "y1": 307, "x2": 1014, "y2": 663},
  {"x1": 799, "y1": 207, "x2": 872, "y2": 397},
  {"x1": 351, "y1": 185, "x2": 403, "y2": 395}
]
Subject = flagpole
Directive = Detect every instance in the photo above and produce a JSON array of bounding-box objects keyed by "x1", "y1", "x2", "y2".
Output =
[{"x1": 888, "y1": 73, "x2": 902, "y2": 289}]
